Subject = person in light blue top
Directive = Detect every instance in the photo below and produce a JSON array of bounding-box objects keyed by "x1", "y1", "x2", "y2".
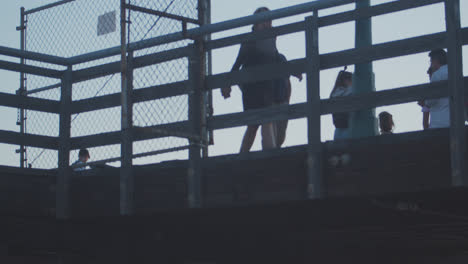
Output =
[
  {"x1": 330, "y1": 68, "x2": 353, "y2": 140},
  {"x1": 424, "y1": 49, "x2": 450, "y2": 129},
  {"x1": 72, "y1": 148, "x2": 90, "y2": 171}
]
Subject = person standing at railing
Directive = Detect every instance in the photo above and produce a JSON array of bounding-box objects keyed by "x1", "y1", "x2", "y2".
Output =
[
  {"x1": 221, "y1": 7, "x2": 278, "y2": 152},
  {"x1": 330, "y1": 68, "x2": 353, "y2": 140},
  {"x1": 72, "y1": 148, "x2": 90, "y2": 172},
  {"x1": 418, "y1": 66, "x2": 433, "y2": 130},
  {"x1": 423, "y1": 49, "x2": 450, "y2": 129}
]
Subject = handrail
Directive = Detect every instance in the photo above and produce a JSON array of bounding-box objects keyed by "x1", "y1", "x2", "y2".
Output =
[
  {"x1": 207, "y1": 80, "x2": 458, "y2": 131},
  {"x1": 205, "y1": 0, "x2": 443, "y2": 52},
  {"x1": 68, "y1": 0, "x2": 444, "y2": 65},
  {"x1": 0, "y1": 92, "x2": 60, "y2": 113},
  {"x1": 24, "y1": 0, "x2": 75, "y2": 15},
  {"x1": 68, "y1": 0, "x2": 356, "y2": 65},
  {"x1": 57, "y1": 77, "x2": 468, "y2": 151},
  {"x1": 0, "y1": 46, "x2": 69, "y2": 66},
  {"x1": 0, "y1": 130, "x2": 58, "y2": 150},
  {"x1": 0, "y1": 60, "x2": 63, "y2": 79},
  {"x1": 0, "y1": 0, "x2": 446, "y2": 70},
  {"x1": 0, "y1": 0, "x2": 465, "y2": 162},
  {"x1": 61, "y1": 26, "x2": 468, "y2": 117},
  {"x1": 70, "y1": 0, "x2": 454, "y2": 87}
]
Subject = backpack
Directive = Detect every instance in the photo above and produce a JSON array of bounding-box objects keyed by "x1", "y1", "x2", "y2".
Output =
[{"x1": 273, "y1": 53, "x2": 290, "y2": 103}]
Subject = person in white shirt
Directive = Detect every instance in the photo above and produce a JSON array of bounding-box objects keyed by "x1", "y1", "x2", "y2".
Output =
[
  {"x1": 425, "y1": 49, "x2": 449, "y2": 128},
  {"x1": 72, "y1": 148, "x2": 90, "y2": 171},
  {"x1": 418, "y1": 66, "x2": 433, "y2": 129},
  {"x1": 330, "y1": 68, "x2": 353, "y2": 139}
]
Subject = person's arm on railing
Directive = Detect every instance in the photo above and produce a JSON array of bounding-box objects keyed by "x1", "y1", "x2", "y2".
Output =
[{"x1": 222, "y1": 43, "x2": 248, "y2": 99}]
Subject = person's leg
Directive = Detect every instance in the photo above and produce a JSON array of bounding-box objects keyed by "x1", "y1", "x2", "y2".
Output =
[
  {"x1": 261, "y1": 122, "x2": 276, "y2": 150},
  {"x1": 240, "y1": 125, "x2": 259, "y2": 153},
  {"x1": 275, "y1": 119, "x2": 288, "y2": 147},
  {"x1": 273, "y1": 102, "x2": 288, "y2": 148}
]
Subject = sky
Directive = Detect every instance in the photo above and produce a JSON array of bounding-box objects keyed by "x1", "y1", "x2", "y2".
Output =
[{"x1": 0, "y1": 0, "x2": 467, "y2": 168}]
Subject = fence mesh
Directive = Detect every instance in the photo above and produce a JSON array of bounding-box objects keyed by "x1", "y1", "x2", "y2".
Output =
[
  {"x1": 128, "y1": 0, "x2": 198, "y2": 163},
  {"x1": 23, "y1": 0, "x2": 201, "y2": 168}
]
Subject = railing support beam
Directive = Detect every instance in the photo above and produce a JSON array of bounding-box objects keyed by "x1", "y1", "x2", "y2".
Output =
[
  {"x1": 56, "y1": 66, "x2": 72, "y2": 219},
  {"x1": 305, "y1": 14, "x2": 324, "y2": 199},
  {"x1": 445, "y1": 0, "x2": 467, "y2": 186}
]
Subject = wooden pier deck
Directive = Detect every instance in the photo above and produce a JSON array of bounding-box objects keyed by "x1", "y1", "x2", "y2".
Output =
[{"x1": 1, "y1": 128, "x2": 468, "y2": 263}]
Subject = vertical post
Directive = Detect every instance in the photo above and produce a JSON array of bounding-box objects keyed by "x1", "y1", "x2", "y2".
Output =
[
  {"x1": 350, "y1": 0, "x2": 377, "y2": 138},
  {"x1": 445, "y1": 0, "x2": 467, "y2": 186},
  {"x1": 188, "y1": 40, "x2": 204, "y2": 208},
  {"x1": 120, "y1": 0, "x2": 134, "y2": 215},
  {"x1": 199, "y1": 0, "x2": 210, "y2": 158},
  {"x1": 18, "y1": 7, "x2": 26, "y2": 168},
  {"x1": 305, "y1": 14, "x2": 323, "y2": 199},
  {"x1": 57, "y1": 66, "x2": 72, "y2": 219}
]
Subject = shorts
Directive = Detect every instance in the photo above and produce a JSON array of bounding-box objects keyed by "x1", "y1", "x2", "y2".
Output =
[{"x1": 241, "y1": 81, "x2": 275, "y2": 111}]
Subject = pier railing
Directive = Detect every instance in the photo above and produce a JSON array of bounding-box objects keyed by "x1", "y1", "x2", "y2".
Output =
[{"x1": 0, "y1": 0, "x2": 466, "y2": 218}]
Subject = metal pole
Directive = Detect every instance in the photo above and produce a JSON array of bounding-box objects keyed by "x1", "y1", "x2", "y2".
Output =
[
  {"x1": 445, "y1": 0, "x2": 467, "y2": 186},
  {"x1": 188, "y1": 41, "x2": 204, "y2": 208},
  {"x1": 305, "y1": 14, "x2": 323, "y2": 199},
  {"x1": 17, "y1": 7, "x2": 26, "y2": 168},
  {"x1": 206, "y1": 0, "x2": 214, "y2": 149},
  {"x1": 120, "y1": 0, "x2": 134, "y2": 216},
  {"x1": 57, "y1": 66, "x2": 72, "y2": 219},
  {"x1": 199, "y1": 0, "x2": 210, "y2": 157},
  {"x1": 350, "y1": 0, "x2": 377, "y2": 138}
]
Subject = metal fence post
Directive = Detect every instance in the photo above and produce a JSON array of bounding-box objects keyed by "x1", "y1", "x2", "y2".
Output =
[
  {"x1": 445, "y1": 0, "x2": 467, "y2": 186},
  {"x1": 188, "y1": 40, "x2": 205, "y2": 208},
  {"x1": 17, "y1": 7, "x2": 26, "y2": 168},
  {"x1": 120, "y1": 0, "x2": 134, "y2": 215},
  {"x1": 305, "y1": 14, "x2": 323, "y2": 199},
  {"x1": 57, "y1": 66, "x2": 72, "y2": 219},
  {"x1": 199, "y1": 0, "x2": 211, "y2": 158}
]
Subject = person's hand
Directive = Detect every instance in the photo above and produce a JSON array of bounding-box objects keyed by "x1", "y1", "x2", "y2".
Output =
[
  {"x1": 294, "y1": 73, "x2": 303, "y2": 82},
  {"x1": 417, "y1": 100, "x2": 425, "y2": 107},
  {"x1": 221, "y1": 86, "x2": 232, "y2": 99}
]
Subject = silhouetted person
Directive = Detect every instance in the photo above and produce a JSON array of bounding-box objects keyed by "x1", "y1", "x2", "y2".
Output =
[
  {"x1": 221, "y1": 7, "x2": 278, "y2": 152},
  {"x1": 330, "y1": 68, "x2": 353, "y2": 140},
  {"x1": 424, "y1": 49, "x2": 449, "y2": 128},
  {"x1": 378, "y1": 111, "x2": 394, "y2": 135},
  {"x1": 72, "y1": 148, "x2": 90, "y2": 171}
]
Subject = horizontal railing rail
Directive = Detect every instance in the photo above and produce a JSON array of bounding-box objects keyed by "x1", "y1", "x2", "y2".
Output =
[
  {"x1": 0, "y1": 130, "x2": 58, "y2": 149},
  {"x1": 208, "y1": 79, "x2": 464, "y2": 131},
  {"x1": 0, "y1": 92, "x2": 59, "y2": 113},
  {"x1": 67, "y1": 0, "x2": 357, "y2": 65},
  {"x1": 0, "y1": 0, "x2": 447, "y2": 70},
  {"x1": 0, "y1": 60, "x2": 63, "y2": 79},
  {"x1": 0, "y1": 46, "x2": 69, "y2": 66},
  {"x1": 71, "y1": 81, "x2": 189, "y2": 114},
  {"x1": 45, "y1": 77, "x2": 466, "y2": 151},
  {"x1": 62, "y1": 27, "x2": 468, "y2": 117}
]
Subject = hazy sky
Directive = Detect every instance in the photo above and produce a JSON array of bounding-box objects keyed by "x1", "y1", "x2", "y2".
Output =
[{"x1": 0, "y1": 0, "x2": 467, "y2": 168}]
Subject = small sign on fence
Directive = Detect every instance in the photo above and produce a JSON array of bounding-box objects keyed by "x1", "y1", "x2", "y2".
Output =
[{"x1": 97, "y1": 11, "x2": 116, "y2": 36}]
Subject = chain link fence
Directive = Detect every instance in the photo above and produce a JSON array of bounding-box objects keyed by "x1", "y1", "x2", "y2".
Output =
[
  {"x1": 129, "y1": 0, "x2": 199, "y2": 164},
  {"x1": 22, "y1": 0, "x2": 202, "y2": 168}
]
